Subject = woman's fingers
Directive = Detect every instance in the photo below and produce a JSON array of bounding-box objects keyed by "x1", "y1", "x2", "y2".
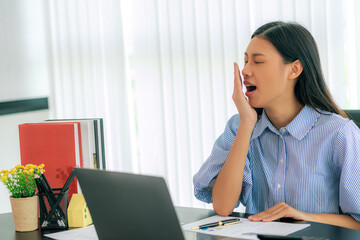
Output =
[
  {"x1": 258, "y1": 206, "x2": 290, "y2": 222},
  {"x1": 233, "y1": 62, "x2": 242, "y2": 89},
  {"x1": 248, "y1": 202, "x2": 306, "y2": 222},
  {"x1": 249, "y1": 203, "x2": 284, "y2": 221},
  {"x1": 232, "y1": 62, "x2": 245, "y2": 103},
  {"x1": 233, "y1": 62, "x2": 245, "y2": 95}
]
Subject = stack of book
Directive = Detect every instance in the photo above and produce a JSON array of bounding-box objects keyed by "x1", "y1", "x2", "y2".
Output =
[{"x1": 18, "y1": 118, "x2": 105, "y2": 198}]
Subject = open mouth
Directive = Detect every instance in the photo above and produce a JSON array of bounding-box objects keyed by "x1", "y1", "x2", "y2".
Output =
[{"x1": 246, "y1": 85, "x2": 257, "y2": 92}]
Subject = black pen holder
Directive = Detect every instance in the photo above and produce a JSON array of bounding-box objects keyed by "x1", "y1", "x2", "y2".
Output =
[{"x1": 39, "y1": 188, "x2": 69, "y2": 230}]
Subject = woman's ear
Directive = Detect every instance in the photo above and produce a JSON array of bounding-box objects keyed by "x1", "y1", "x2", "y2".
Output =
[{"x1": 289, "y1": 59, "x2": 303, "y2": 80}]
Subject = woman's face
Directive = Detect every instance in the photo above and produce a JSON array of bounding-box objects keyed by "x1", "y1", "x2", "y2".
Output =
[{"x1": 242, "y1": 36, "x2": 295, "y2": 109}]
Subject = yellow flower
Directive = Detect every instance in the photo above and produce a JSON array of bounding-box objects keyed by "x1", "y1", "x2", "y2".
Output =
[
  {"x1": 25, "y1": 164, "x2": 36, "y2": 170},
  {"x1": 1, "y1": 175, "x2": 7, "y2": 182},
  {"x1": 1, "y1": 163, "x2": 46, "y2": 198},
  {"x1": 16, "y1": 165, "x2": 25, "y2": 170},
  {"x1": 1, "y1": 171, "x2": 9, "y2": 178}
]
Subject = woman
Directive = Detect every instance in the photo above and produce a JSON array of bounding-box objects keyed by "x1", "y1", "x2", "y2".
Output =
[{"x1": 193, "y1": 21, "x2": 360, "y2": 230}]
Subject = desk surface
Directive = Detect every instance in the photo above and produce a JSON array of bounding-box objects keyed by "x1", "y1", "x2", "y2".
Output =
[{"x1": 1, "y1": 206, "x2": 360, "y2": 239}]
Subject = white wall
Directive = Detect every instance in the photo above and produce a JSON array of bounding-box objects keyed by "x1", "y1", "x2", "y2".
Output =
[
  {"x1": 0, "y1": 0, "x2": 50, "y2": 213},
  {"x1": 0, "y1": 0, "x2": 49, "y2": 102},
  {"x1": 0, "y1": 110, "x2": 49, "y2": 213}
]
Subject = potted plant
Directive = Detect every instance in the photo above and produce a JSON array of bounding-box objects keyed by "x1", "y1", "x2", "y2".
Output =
[{"x1": 0, "y1": 164, "x2": 45, "y2": 232}]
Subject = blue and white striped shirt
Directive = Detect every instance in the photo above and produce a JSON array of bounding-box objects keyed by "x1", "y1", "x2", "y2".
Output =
[{"x1": 193, "y1": 105, "x2": 360, "y2": 221}]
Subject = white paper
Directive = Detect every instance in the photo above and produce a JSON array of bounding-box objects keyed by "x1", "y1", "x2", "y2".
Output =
[
  {"x1": 182, "y1": 215, "x2": 310, "y2": 240},
  {"x1": 43, "y1": 225, "x2": 99, "y2": 240}
]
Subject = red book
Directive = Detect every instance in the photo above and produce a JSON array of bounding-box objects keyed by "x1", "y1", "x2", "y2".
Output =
[{"x1": 18, "y1": 122, "x2": 83, "y2": 199}]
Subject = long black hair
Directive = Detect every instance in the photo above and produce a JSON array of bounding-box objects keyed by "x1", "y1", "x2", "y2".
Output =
[{"x1": 251, "y1": 21, "x2": 347, "y2": 118}]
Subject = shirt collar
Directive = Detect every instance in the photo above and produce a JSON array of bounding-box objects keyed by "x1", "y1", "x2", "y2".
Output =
[
  {"x1": 251, "y1": 105, "x2": 320, "y2": 140},
  {"x1": 286, "y1": 105, "x2": 320, "y2": 140},
  {"x1": 251, "y1": 110, "x2": 273, "y2": 140}
]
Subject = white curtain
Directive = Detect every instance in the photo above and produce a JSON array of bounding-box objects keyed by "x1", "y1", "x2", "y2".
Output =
[
  {"x1": 45, "y1": 0, "x2": 136, "y2": 173},
  {"x1": 46, "y1": 0, "x2": 360, "y2": 210}
]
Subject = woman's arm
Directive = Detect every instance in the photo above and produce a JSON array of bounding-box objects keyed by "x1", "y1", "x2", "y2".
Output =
[
  {"x1": 307, "y1": 213, "x2": 360, "y2": 231},
  {"x1": 212, "y1": 121, "x2": 254, "y2": 216},
  {"x1": 248, "y1": 202, "x2": 360, "y2": 231},
  {"x1": 212, "y1": 63, "x2": 257, "y2": 216}
]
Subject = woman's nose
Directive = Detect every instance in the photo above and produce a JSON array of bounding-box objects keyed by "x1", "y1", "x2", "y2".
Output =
[{"x1": 242, "y1": 64, "x2": 252, "y2": 78}]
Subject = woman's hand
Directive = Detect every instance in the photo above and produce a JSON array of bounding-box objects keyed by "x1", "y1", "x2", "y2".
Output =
[
  {"x1": 248, "y1": 202, "x2": 308, "y2": 222},
  {"x1": 248, "y1": 202, "x2": 360, "y2": 231},
  {"x1": 233, "y1": 62, "x2": 257, "y2": 125}
]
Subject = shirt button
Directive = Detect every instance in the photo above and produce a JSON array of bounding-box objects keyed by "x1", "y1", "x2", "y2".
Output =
[
  {"x1": 280, "y1": 159, "x2": 284, "y2": 164},
  {"x1": 280, "y1": 128, "x2": 286, "y2": 134},
  {"x1": 277, "y1": 184, "x2": 281, "y2": 189}
]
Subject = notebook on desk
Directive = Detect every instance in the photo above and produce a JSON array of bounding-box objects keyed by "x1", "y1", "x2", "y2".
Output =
[{"x1": 74, "y1": 168, "x2": 185, "y2": 240}]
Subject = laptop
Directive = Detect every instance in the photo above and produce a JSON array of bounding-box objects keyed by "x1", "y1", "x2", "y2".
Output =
[{"x1": 74, "y1": 168, "x2": 185, "y2": 240}]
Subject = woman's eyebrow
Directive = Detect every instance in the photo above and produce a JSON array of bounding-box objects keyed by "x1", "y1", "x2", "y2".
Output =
[{"x1": 244, "y1": 52, "x2": 266, "y2": 57}]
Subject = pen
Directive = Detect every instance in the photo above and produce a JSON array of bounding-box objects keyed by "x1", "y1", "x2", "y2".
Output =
[
  {"x1": 39, "y1": 174, "x2": 66, "y2": 227},
  {"x1": 35, "y1": 177, "x2": 48, "y2": 219},
  {"x1": 43, "y1": 170, "x2": 75, "y2": 226},
  {"x1": 192, "y1": 218, "x2": 240, "y2": 230},
  {"x1": 257, "y1": 234, "x2": 302, "y2": 240}
]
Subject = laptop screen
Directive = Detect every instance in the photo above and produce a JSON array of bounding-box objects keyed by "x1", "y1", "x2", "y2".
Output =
[{"x1": 74, "y1": 168, "x2": 185, "y2": 240}]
